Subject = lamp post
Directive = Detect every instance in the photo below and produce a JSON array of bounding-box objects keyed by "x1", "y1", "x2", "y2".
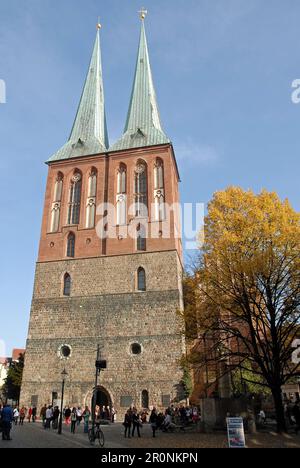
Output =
[
  {"x1": 91, "y1": 345, "x2": 107, "y2": 436},
  {"x1": 58, "y1": 368, "x2": 68, "y2": 435}
]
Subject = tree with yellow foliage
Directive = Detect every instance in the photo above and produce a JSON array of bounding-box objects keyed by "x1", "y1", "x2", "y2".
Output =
[{"x1": 186, "y1": 187, "x2": 300, "y2": 433}]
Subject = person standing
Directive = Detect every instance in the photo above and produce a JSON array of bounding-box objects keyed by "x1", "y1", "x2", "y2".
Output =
[
  {"x1": 149, "y1": 408, "x2": 158, "y2": 438},
  {"x1": 1, "y1": 404, "x2": 14, "y2": 441},
  {"x1": 45, "y1": 406, "x2": 52, "y2": 429},
  {"x1": 71, "y1": 408, "x2": 77, "y2": 434},
  {"x1": 123, "y1": 410, "x2": 132, "y2": 438},
  {"x1": 40, "y1": 404, "x2": 47, "y2": 426},
  {"x1": 82, "y1": 406, "x2": 91, "y2": 434},
  {"x1": 111, "y1": 407, "x2": 116, "y2": 423},
  {"x1": 132, "y1": 409, "x2": 141, "y2": 438},
  {"x1": 28, "y1": 407, "x2": 33, "y2": 423},
  {"x1": 52, "y1": 406, "x2": 60, "y2": 430},
  {"x1": 32, "y1": 407, "x2": 37, "y2": 423}
]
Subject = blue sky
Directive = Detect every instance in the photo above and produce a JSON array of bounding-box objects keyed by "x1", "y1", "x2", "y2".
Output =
[{"x1": 0, "y1": 0, "x2": 300, "y2": 355}]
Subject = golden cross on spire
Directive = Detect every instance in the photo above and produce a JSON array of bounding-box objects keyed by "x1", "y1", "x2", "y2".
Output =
[{"x1": 139, "y1": 7, "x2": 148, "y2": 20}]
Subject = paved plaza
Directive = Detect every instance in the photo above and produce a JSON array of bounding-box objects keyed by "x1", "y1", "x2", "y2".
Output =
[{"x1": 1, "y1": 422, "x2": 300, "y2": 449}]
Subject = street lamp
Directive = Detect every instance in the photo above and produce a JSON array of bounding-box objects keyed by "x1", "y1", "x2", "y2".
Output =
[
  {"x1": 58, "y1": 368, "x2": 68, "y2": 435},
  {"x1": 91, "y1": 345, "x2": 107, "y2": 436}
]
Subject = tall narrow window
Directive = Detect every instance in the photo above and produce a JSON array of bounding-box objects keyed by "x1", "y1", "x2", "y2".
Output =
[
  {"x1": 67, "y1": 172, "x2": 82, "y2": 225},
  {"x1": 66, "y1": 233, "x2": 75, "y2": 258},
  {"x1": 134, "y1": 162, "x2": 148, "y2": 218},
  {"x1": 154, "y1": 159, "x2": 165, "y2": 221},
  {"x1": 137, "y1": 267, "x2": 146, "y2": 292},
  {"x1": 137, "y1": 224, "x2": 146, "y2": 252},
  {"x1": 50, "y1": 173, "x2": 63, "y2": 232},
  {"x1": 86, "y1": 169, "x2": 97, "y2": 229},
  {"x1": 116, "y1": 165, "x2": 127, "y2": 225},
  {"x1": 63, "y1": 273, "x2": 71, "y2": 296}
]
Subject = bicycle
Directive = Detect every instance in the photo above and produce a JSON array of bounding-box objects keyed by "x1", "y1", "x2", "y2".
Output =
[{"x1": 88, "y1": 424, "x2": 105, "y2": 447}]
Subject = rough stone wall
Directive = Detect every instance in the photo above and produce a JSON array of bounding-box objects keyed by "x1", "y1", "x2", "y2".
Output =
[{"x1": 20, "y1": 250, "x2": 185, "y2": 414}]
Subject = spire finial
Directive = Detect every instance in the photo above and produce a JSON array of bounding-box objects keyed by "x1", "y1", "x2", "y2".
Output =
[
  {"x1": 96, "y1": 17, "x2": 102, "y2": 30},
  {"x1": 139, "y1": 7, "x2": 148, "y2": 20}
]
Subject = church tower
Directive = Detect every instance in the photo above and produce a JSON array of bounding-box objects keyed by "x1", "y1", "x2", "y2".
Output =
[{"x1": 21, "y1": 14, "x2": 185, "y2": 413}]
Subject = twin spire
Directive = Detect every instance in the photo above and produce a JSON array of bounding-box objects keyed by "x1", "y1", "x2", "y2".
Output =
[{"x1": 49, "y1": 14, "x2": 169, "y2": 163}]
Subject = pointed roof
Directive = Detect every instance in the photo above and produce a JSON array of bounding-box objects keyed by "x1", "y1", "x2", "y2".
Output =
[
  {"x1": 48, "y1": 28, "x2": 109, "y2": 163},
  {"x1": 110, "y1": 20, "x2": 170, "y2": 152}
]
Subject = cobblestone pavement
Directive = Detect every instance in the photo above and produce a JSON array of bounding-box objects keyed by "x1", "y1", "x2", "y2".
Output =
[{"x1": 0, "y1": 422, "x2": 299, "y2": 448}]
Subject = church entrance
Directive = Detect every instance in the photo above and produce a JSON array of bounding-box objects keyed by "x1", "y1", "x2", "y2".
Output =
[{"x1": 93, "y1": 386, "x2": 112, "y2": 409}]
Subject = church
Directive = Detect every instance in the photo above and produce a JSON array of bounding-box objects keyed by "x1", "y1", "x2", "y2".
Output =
[{"x1": 20, "y1": 12, "x2": 185, "y2": 414}]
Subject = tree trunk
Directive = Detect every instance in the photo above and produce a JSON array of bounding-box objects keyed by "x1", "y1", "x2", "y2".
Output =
[{"x1": 271, "y1": 386, "x2": 286, "y2": 433}]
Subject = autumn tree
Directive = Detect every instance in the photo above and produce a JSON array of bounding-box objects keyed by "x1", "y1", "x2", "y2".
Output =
[{"x1": 186, "y1": 187, "x2": 300, "y2": 433}]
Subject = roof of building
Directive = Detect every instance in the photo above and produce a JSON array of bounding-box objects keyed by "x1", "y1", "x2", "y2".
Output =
[
  {"x1": 12, "y1": 349, "x2": 25, "y2": 361},
  {"x1": 47, "y1": 28, "x2": 109, "y2": 163},
  {"x1": 109, "y1": 20, "x2": 170, "y2": 152}
]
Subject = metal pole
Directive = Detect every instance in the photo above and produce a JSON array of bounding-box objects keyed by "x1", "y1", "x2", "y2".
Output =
[
  {"x1": 92, "y1": 345, "x2": 100, "y2": 435},
  {"x1": 58, "y1": 377, "x2": 65, "y2": 435}
]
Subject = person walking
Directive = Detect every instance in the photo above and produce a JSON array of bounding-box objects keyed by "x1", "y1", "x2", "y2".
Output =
[
  {"x1": 149, "y1": 408, "x2": 158, "y2": 438},
  {"x1": 71, "y1": 408, "x2": 77, "y2": 434},
  {"x1": 123, "y1": 409, "x2": 132, "y2": 438},
  {"x1": 1, "y1": 404, "x2": 14, "y2": 441},
  {"x1": 132, "y1": 409, "x2": 141, "y2": 438},
  {"x1": 64, "y1": 406, "x2": 71, "y2": 425},
  {"x1": 76, "y1": 407, "x2": 82, "y2": 426},
  {"x1": 19, "y1": 407, "x2": 26, "y2": 426},
  {"x1": 13, "y1": 407, "x2": 19, "y2": 426}
]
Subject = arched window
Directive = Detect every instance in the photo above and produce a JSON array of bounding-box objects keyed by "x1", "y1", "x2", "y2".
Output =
[
  {"x1": 137, "y1": 224, "x2": 146, "y2": 252},
  {"x1": 154, "y1": 159, "x2": 164, "y2": 190},
  {"x1": 66, "y1": 233, "x2": 75, "y2": 258},
  {"x1": 142, "y1": 390, "x2": 149, "y2": 409},
  {"x1": 86, "y1": 169, "x2": 97, "y2": 229},
  {"x1": 63, "y1": 273, "x2": 71, "y2": 297},
  {"x1": 67, "y1": 172, "x2": 82, "y2": 225},
  {"x1": 154, "y1": 159, "x2": 165, "y2": 221},
  {"x1": 116, "y1": 165, "x2": 127, "y2": 225},
  {"x1": 134, "y1": 161, "x2": 148, "y2": 218},
  {"x1": 137, "y1": 267, "x2": 146, "y2": 292},
  {"x1": 50, "y1": 173, "x2": 63, "y2": 233}
]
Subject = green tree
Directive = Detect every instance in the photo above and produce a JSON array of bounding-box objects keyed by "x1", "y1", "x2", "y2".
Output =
[{"x1": 2, "y1": 353, "x2": 25, "y2": 403}]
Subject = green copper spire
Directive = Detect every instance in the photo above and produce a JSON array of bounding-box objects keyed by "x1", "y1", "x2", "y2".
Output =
[
  {"x1": 48, "y1": 26, "x2": 109, "y2": 162},
  {"x1": 110, "y1": 15, "x2": 170, "y2": 152}
]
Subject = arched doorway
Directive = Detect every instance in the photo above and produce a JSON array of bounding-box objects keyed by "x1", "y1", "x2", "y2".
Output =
[{"x1": 93, "y1": 386, "x2": 112, "y2": 409}]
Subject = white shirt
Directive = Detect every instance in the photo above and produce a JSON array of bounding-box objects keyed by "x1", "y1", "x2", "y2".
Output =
[{"x1": 46, "y1": 408, "x2": 53, "y2": 419}]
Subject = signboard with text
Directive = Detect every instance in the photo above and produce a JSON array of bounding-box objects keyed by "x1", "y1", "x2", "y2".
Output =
[{"x1": 226, "y1": 417, "x2": 246, "y2": 449}]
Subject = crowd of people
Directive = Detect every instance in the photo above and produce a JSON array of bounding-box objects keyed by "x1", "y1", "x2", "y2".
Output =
[
  {"x1": 123, "y1": 405, "x2": 201, "y2": 439},
  {"x1": 2, "y1": 399, "x2": 299, "y2": 442}
]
